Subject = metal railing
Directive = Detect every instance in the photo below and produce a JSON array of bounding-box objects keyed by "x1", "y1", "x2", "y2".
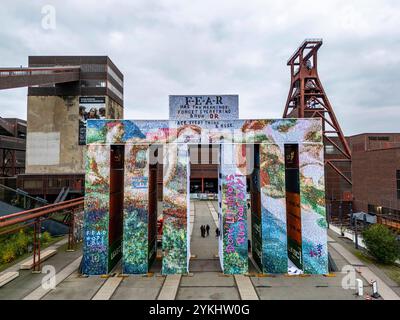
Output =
[
  {"x1": 377, "y1": 214, "x2": 400, "y2": 232},
  {"x1": 0, "y1": 184, "x2": 47, "y2": 213},
  {"x1": 0, "y1": 66, "x2": 80, "y2": 78},
  {"x1": 0, "y1": 197, "x2": 84, "y2": 271}
]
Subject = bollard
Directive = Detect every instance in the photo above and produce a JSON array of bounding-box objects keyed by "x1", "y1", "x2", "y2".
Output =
[
  {"x1": 371, "y1": 280, "x2": 381, "y2": 299},
  {"x1": 356, "y1": 279, "x2": 363, "y2": 296}
]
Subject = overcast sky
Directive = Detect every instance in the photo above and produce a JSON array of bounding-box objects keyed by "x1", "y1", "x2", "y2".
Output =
[{"x1": 1, "y1": 0, "x2": 399, "y2": 135}]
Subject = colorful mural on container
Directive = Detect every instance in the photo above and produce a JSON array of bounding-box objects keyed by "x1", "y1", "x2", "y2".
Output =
[
  {"x1": 82, "y1": 145, "x2": 110, "y2": 275},
  {"x1": 83, "y1": 117, "x2": 328, "y2": 275},
  {"x1": 299, "y1": 144, "x2": 328, "y2": 274},
  {"x1": 122, "y1": 144, "x2": 150, "y2": 274},
  {"x1": 220, "y1": 144, "x2": 248, "y2": 274},
  {"x1": 162, "y1": 144, "x2": 190, "y2": 274},
  {"x1": 260, "y1": 143, "x2": 288, "y2": 274}
]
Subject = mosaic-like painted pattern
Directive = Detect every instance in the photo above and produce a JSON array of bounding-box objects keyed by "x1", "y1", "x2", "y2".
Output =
[
  {"x1": 260, "y1": 143, "x2": 288, "y2": 273},
  {"x1": 162, "y1": 144, "x2": 189, "y2": 274},
  {"x1": 123, "y1": 145, "x2": 149, "y2": 274},
  {"x1": 86, "y1": 119, "x2": 322, "y2": 145},
  {"x1": 82, "y1": 145, "x2": 110, "y2": 275},
  {"x1": 220, "y1": 144, "x2": 248, "y2": 274},
  {"x1": 299, "y1": 144, "x2": 328, "y2": 274},
  {"x1": 83, "y1": 118, "x2": 328, "y2": 275}
]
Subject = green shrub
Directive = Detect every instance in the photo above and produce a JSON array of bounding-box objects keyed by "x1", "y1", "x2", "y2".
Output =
[
  {"x1": 0, "y1": 229, "x2": 35, "y2": 265},
  {"x1": 41, "y1": 231, "x2": 52, "y2": 244},
  {"x1": 14, "y1": 230, "x2": 30, "y2": 255},
  {"x1": 1, "y1": 243, "x2": 17, "y2": 264},
  {"x1": 362, "y1": 224, "x2": 400, "y2": 264}
]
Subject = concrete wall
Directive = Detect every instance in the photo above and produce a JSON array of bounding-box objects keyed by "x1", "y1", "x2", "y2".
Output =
[{"x1": 26, "y1": 95, "x2": 123, "y2": 174}]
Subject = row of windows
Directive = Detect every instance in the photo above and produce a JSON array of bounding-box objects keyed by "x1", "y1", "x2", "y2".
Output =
[
  {"x1": 368, "y1": 204, "x2": 400, "y2": 216},
  {"x1": 23, "y1": 179, "x2": 83, "y2": 190},
  {"x1": 80, "y1": 78, "x2": 124, "y2": 102},
  {"x1": 81, "y1": 80, "x2": 106, "y2": 88},
  {"x1": 397, "y1": 170, "x2": 400, "y2": 200},
  {"x1": 107, "y1": 80, "x2": 123, "y2": 100},
  {"x1": 80, "y1": 64, "x2": 107, "y2": 73},
  {"x1": 368, "y1": 136, "x2": 390, "y2": 141},
  {"x1": 107, "y1": 66, "x2": 123, "y2": 87}
]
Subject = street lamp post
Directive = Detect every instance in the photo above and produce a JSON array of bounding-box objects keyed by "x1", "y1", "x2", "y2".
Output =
[
  {"x1": 354, "y1": 219, "x2": 359, "y2": 250},
  {"x1": 339, "y1": 202, "x2": 344, "y2": 236},
  {"x1": 350, "y1": 203, "x2": 359, "y2": 249}
]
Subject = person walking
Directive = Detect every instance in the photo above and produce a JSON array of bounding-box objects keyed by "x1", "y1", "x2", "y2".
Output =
[
  {"x1": 215, "y1": 227, "x2": 220, "y2": 238},
  {"x1": 200, "y1": 225, "x2": 204, "y2": 238},
  {"x1": 201, "y1": 225, "x2": 205, "y2": 238},
  {"x1": 206, "y1": 224, "x2": 210, "y2": 237}
]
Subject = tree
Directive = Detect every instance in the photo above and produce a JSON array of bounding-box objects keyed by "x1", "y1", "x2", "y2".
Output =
[{"x1": 362, "y1": 224, "x2": 400, "y2": 264}]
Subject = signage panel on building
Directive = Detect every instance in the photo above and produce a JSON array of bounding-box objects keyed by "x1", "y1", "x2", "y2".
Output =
[
  {"x1": 169, "y1": 95, "x2": 239, "y2": 120},
  {"x1": 79, "y1": 96, "x2": 106, "y2": 145}
]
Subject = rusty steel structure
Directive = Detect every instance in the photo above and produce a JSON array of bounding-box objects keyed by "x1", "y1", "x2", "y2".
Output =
[
  {"x1": 0, "y1": 118, "x2": 26, "y2": 177},
  {"x1": 0, "y1": 197, "x2": 84, "y2": 272},
  {"x1": 283, "y1": 39, "x2": 352, "y2": 204}
]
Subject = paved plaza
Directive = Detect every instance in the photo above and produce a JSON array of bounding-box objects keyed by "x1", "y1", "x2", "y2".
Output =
[{"x1": 0, "y1": 200, "x2": 398, "y2": 300}]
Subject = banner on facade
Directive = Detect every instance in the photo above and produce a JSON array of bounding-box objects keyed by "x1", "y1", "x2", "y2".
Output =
[
  {"x1": 79, "y1": 96, "x2": 106, "y2": 145},
  {"x1": 169, "y1": 95, "x2": 239, "y2": 120}
]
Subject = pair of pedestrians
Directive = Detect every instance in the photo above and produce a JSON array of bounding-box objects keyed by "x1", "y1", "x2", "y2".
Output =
[{"x1": 200, "y1": 224, "x2": 210, "y2": 237}]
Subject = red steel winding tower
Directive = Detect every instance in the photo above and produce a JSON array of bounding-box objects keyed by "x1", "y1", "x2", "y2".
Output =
[{"x1": 283, "y1": 39, "x2": 352, "y2": 211}]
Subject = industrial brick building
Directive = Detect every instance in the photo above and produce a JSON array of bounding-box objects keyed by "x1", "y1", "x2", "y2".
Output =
[{"x1": 348, "y1": 133, "x2": 400, "y2": 216}]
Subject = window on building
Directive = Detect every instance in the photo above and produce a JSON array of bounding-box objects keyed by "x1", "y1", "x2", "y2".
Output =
[
  {"x1": 23, "y1": 180, "x2": 43, "y2": 189},
  {"x1": 48, "y1": 178, "x2": 69, "y2": 188},
  {"x1": 80, "y1": 64, "x2": 107, "y2": 72},
  {"x1": 368, "y1": 136, "x2": 390, "y2": 141},
  {"x1": 81, "y1": 80, "x2": 106, "y2": 88},
  {"x1": 368, "y1": 204, "x2": 377, "y2": 215},
  {"x1": 107, "y1": 66, "x2": 123, "y2": 87},
  {"x1": 397, "y1": 170, "x2": 400, "y2": 199},
  {"x1": 107, "y1": 81, "x2": 123, "y2": 100},
  {"x1": 325, "y1": 145, "x2": 335, "y2": 154}
]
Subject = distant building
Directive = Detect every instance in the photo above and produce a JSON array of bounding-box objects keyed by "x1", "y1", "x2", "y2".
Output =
[
  {"x1": 0, "y1": 117, "x2": 26, "y2": 180},
  {"x1": 17, "y1": 56, "x2": 124, "y2": 201},
  {"x1": 348, "y1": 133, "x2": 400, "y2": 216}
]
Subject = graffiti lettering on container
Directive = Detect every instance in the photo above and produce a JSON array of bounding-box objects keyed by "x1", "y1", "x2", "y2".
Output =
[{"x1": 131, "y1": 177, "x2": 148, "y2": 189}]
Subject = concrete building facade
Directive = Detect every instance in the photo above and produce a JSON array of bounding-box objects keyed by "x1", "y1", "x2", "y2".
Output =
[{"x1": 17, "y1": 56, "x2": 123, "y2": 200}]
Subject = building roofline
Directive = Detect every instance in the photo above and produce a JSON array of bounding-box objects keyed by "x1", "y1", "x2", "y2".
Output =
[{"x1": 346, "y1": 132, "x2": 400, "y2": 138}]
